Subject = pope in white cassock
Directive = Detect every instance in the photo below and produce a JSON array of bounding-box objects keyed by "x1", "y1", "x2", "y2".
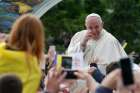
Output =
[
  {"x1": 67, "y1": 13, "x2": 127, "y2": 74},
  {"x1": 66, "y1": 13, "x2": 140, "y2": 93}
]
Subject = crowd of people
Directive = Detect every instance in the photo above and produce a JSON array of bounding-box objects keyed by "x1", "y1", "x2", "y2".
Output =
[
  {"x1": 0, "y1": 0, "x2": 43, "y2": 32},
  {"x1": 0, "y1": 12, "x2": 140, "y2": 93}
]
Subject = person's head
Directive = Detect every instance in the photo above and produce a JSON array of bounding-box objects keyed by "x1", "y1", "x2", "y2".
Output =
[
  {"x1": 85, "y1": 13, "x2": 103, "y2": 39},
  {"x1": 0, "y1": 74, "x2": 22, "y2": 93},
  {"x1": 7, "y1": 14, "x2": 44, "y2": 61},
  {"x1": 106, "y1": 62, "x2": 120, "y2": 74}
]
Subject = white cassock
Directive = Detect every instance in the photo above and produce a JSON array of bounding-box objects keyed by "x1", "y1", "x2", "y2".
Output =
[
  {"x1": 67, "y1": 29, "x2": 140, "y2": 93},
  {"x1": 67, "y1": 29, "x2": 127, "y2": 74}
]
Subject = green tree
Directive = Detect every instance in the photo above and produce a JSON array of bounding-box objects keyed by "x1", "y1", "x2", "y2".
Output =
[
  {"x1": 84, "y1": 0, "x2": 105, "y2": 15},
  {"x1": 105, "y1": 0, "x2": 140, "y2": 53}
]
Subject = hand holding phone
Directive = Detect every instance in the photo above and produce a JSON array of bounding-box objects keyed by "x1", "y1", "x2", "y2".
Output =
[
  {"x1": 57, "y1": 55, "x2": 78, "y2": 79},
  {"x1": 62, "y1": 69, "x2": 78, "y2": 79}
]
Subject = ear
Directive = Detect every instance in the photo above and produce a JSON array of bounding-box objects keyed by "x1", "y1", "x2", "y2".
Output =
[{"x1": 102, "y1": 22, "x2": 104, "y2": 27}]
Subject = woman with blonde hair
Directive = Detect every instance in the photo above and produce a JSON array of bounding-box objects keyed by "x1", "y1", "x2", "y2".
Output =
[{"x1": 0, "y1": 14, "x2": 44, "y2": 93}]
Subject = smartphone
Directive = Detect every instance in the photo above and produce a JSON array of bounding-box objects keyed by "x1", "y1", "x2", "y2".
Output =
[
  {"x1": 62, "y1": 69, "x2": 78, "y2": 79},
  {"x1": 62, "y1": 56, "x2": 72, "y2": 69},
  {"x1": 120, "y1": 57, "x2": 134, "y2": 86},
  {"x1": 61, "y1": 55, "x2": 77, "y2": 79}
]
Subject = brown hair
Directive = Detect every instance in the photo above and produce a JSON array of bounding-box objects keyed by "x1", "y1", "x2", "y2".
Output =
[{"x1": 7, "y1": 14, "x2": 45, "y2": 61}]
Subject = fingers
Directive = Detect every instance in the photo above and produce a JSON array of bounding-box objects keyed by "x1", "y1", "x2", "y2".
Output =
[
  {"x1": 86, "y1": 31, "x2": 94, "y2": 37},
  {"x1": 49, "y1": 67, "x2": 59, "y2": 78},
  {"x1": 74, "y1": 70, "x2": 88, "y2": 79},
  {"x1": 48, "y1": 67, "x2": 56, "y2": 79},
  {"x1": 48, "y1": 68, "x2": 66, "y2": 84},
  {"x1": 83, "y1": 32, "x2": 94, "y2": 43},
  {"x1": 85, "y1": 34, "x2": 93, "y2": 40},
  {"x1": 53, "y1": 71, "x2": 59, "y2": 77},
  {"x1": 88, "y1": 67, "x2": 96, "y2": 74},
  {"x1": 74, "y1": 71, "x2": 82, "y2": 78},
  {"x1": 58, "y1": 72, "x2": 67, "y2": 83}
]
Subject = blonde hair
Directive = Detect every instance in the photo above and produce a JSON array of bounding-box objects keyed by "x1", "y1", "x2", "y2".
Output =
[{"x1": 7, "y1": 14, "x2": 45, "y2": 61}]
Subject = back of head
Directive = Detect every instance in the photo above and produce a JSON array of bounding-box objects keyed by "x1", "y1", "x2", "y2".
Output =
[
  {"x1": 0, "y1": 74, "x2": 22, "y2": 93},
  {"x1": 7, "y1": 14, "x2": 45, "y2": 60},
  {"x1": 106, "y1": 62, "x2": 120, "y2": 74}
]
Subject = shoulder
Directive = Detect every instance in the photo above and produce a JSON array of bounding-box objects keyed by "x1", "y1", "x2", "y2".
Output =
[
  {"x1": 71, "y1": 30, "x2": 86, "y2": 41},
  {"x1": 103, "y1": 29, "x2": 119, "y2": 43},
  {"x1": 73, "y1": 30, "x2": 86, "y2": 37}
]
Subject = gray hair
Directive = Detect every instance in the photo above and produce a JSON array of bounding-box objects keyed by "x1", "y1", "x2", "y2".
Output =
[{"x1": 86, "y1": 13, "x2": 102, "y2": 23}]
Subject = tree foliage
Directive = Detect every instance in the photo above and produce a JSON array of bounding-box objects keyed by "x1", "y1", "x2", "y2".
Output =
[{"x1": 104, "y1": 0, "x2": 140, "y2": 53}]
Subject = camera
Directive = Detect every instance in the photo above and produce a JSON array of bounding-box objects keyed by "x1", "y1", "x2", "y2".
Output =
[{"x1": 56, "y1": 55, "x2": 77, "y2": 79}]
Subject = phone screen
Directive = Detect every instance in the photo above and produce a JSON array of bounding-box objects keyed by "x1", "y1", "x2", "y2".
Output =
[
  {"x1": 62, "y1": 56, "x2": 72, "y2": 69},
  {"x1": 120, "y1": 58, "x2": 134, "y2": 86}
]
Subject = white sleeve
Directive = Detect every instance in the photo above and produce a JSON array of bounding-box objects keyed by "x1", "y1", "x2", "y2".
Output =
[
  {"x1": 66, "y1": 33, "x2": 83, "y2": 55},
  {"x1": 113, "y1": 39, "x2": 128, "y2": 58},
  {"x1": 97, "y1": 38, "x2": 128, "y2": 64},
  {"x1": 105, "y1": 38, "x2": 128, "y2": 63},
  {"x1": 67, "y1": 42, "x2": 83, "y2": 54}
]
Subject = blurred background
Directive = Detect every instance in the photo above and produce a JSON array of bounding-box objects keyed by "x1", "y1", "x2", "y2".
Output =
[{"x1": 0, "y1": 0, "x2": 140, "y2": 63}]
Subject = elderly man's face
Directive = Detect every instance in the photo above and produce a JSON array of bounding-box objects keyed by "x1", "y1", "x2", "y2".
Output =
[{"x1": 85, "y1": 16, "x2": 103, "y2": 39}]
